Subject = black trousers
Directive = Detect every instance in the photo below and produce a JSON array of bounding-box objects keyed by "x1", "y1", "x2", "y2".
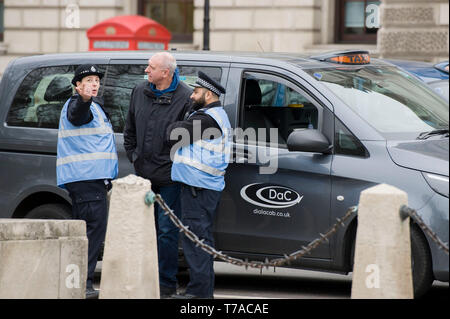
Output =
[
  {"x1": 180, "y1": 184, "x2": 221, "y2": 298},
  {"x1": 65, "y1": 180, "x2": 110, "y2": 290}
]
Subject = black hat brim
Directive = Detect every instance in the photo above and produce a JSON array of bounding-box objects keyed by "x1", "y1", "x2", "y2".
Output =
[{"x1": 189, "y1": 83, "x2": 203, "y2": 89}]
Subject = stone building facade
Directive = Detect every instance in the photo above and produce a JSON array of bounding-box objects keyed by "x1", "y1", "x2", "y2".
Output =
[
  {"x1": 377, "y1": 0, "x2": 449, "y2": 62},
  {"x1": 0, "y1": 0, "x2": 134, "y2": 75},
  {"x1": 192, "y1": 0, "x2": 325, "y2": 53},
  {"x1": 0, "y1": 0, "x2": 448, "y2": 76}
]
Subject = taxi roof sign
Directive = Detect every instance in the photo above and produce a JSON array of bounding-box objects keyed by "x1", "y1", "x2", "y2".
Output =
[{"x1": 311, "y1": 50, "x2": 371, "y2": 65}]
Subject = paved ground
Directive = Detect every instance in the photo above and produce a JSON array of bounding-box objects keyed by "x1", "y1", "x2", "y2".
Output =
[{"x1": 94, "y1": 261, "x2": 448, "y2": 299}]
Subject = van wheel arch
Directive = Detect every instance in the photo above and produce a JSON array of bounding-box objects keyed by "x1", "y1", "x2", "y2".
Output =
[
  {"x1": 13, "y1": 192, "x2": 71, "y2": 219},
  {"x1": 344, "y1": 217, "x2": 357, "y2": 271},
  {"x1": 25, "y1": 203, "x2": 72, "y2": 219},
  {"x1": 348, "y1": 220, "x2": 434, "y2": 298},
  {"x1": 410, "y1": 222, "x2": 434, "y2": 298}
]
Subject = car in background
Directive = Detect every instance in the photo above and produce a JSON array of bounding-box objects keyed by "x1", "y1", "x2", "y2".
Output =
[{"x1": 386, "y1": 59, "x2": 449, "y2": 101}]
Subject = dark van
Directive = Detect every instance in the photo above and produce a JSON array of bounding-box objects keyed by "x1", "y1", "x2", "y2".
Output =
[{"x1": 0, "y1": 50, "x2": 448, "y2": 297}]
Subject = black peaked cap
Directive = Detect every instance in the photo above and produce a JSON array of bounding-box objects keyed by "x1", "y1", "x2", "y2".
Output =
[
  {"x1": 72, "y1": 64, "x2": 104, "y2": 85},
  {"x1": 191, "y1": 71, "x2": 226, "y2": 96}
]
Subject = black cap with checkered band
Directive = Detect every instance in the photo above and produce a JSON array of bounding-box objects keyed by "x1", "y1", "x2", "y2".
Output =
[
  {"x1": 72, "y1": 64, "x2": 104, "y2": 86},
  {"x1": 190, "y1": 71, "x2": 226, "y2": 96}
]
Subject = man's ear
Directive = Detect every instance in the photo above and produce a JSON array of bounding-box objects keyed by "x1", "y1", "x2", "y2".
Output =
[
  {"x1": 164, "y1": 68, "x2": 171, "y2": 78},
  {"x1": 206, "y1": 90, "x2": 218, "y2": 101},
  {"x1": 206, "y1": 89, "x2": 215, "y2": 100}
]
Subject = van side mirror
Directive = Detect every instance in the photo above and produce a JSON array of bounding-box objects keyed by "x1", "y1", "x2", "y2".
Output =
[{"x1": 287, "y1": 129, "x2": 333, "y2": 154}]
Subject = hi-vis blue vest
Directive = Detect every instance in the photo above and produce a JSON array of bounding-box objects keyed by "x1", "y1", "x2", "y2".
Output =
[
  {"x1": 171, "y1": 107, "x2": 231, "y2": 192},
  {"x1": 56, "y1": 98, "x2": 118, "y2": 187}
]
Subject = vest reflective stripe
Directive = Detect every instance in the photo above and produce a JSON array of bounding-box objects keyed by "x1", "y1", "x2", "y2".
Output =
[
  {"x1": 57, "y1": 99, "x2": 118, "y2": 187},
  {"x1": 173, "y1": 153, "x2": 225, "y2": 176},
  {"x1": 194, "y1": 138, "x2": 224, "y2": 153},
  {"x1": 57, "y1": 152, "x2": 118, "y2": 166},
  {"x1": 192, "y1": 132, "x2": 231, "y2": 161},
  {"x1": 58, "y1": 126, "x2": 113, "y2": 138},
  {"x1": 171, "y1": 107, "x2": 231, "y2": 191}
]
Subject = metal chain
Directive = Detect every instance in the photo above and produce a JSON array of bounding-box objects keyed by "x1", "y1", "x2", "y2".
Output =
[
  {"x1": 146, "y1": 191, "x2": 357, "y2": 270},
  {"x1": 145, "y1": 192, "x2": 448, "y2": 269},
  {"x1": 400, "y1": 205, "x2": 449, "y2": 255}
]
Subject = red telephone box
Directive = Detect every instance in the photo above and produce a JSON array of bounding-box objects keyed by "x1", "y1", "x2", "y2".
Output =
[{"x1": 87, "y1": 15, "x2": 172, "y2": 51}]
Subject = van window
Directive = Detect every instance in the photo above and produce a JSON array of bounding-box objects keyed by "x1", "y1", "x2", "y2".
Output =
[
  {"x1": 239, "y1": 72, "x2": 319, "y2": 148},
  {"x1": 335, "y1": 117, "x2": 369, "y2": 157},
  {"x1": 102, "y1": 64, "x2": 143, "y2": 134},
  {"x1": 7, "y1": 66, "x2": 78, "y2": 129},
  {"x1": 178, "y1": 65, "x2": 222, "y2": 86},
  {"x1": 103, "y1": 64, "x2": 222, "y2": 133}
]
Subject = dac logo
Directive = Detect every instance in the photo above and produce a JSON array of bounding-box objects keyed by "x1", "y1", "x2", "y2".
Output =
[{"x1": 240, "y1": 183, "x2": 303, "y2": 209}]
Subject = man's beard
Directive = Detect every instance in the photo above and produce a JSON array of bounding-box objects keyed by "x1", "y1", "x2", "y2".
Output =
[{"x1": 192, "y1": 95, "x2": 207, "y2": 110}]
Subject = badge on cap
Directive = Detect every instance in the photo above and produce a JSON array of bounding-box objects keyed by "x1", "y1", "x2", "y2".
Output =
[{"x1": 91, "y1": 66, "x2": 96, "y2": 72}]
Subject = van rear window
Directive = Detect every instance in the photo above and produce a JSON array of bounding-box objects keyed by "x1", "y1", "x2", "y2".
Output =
[
  {"x1": 103, "y1": 64, "x2": 222, "y2": 133},
  {"x1": 7, "y1": 66, "x2": 77, "y2": 129},
  {"x1": 7, "y1": 64, "x2": 222, "y2": 133}
]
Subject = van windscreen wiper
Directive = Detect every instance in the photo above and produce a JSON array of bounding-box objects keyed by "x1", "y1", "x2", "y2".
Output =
[{"x1": 417, "y1": 128, "x2": 449, "y2": 140}]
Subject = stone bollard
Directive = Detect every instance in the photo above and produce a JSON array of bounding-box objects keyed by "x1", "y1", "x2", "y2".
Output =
[
  {"x1": 100, "y1": 174, "x2": 160, "y2": 299},
  {"x1": 0, "y1": 219, "x2": 87, "y2": 299},
  {"x1": 351, "y1": 184, "x2": 414, "y2": 299}
]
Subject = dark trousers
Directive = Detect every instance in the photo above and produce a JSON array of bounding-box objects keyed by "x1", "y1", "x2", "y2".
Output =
[
  {"x1": 152, "y1": 183, "x2": 182, "y2": 289},
  {"x1": 180, "y1": 184, "x2": 221, "y2": 298},
  {"x1": 66, "y1": 180, "x2": 109, "y2": 290}
]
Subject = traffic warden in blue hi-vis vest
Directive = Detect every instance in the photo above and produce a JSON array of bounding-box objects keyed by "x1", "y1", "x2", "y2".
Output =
[
  {"x1": 166, "y1": 71, "x2": 231, "y2": 299},
  {"x1": 57, "y1": 64, "x2": 118, "y2": 299}
]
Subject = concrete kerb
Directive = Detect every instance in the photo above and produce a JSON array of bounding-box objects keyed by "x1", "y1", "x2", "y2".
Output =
[
  {"x1": 351, "y1": 183, "x2": 414, "y2": 299},
  {"x1": 0, "y1": 219, "x2": 88, "y2": 299}
]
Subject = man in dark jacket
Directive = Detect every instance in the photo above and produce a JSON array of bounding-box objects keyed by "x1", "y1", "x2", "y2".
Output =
[{"x1": 124, "y1": 52, "x2": 192, "y2": 298}]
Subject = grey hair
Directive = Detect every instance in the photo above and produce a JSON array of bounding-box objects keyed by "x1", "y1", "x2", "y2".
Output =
[{"x1": 153, "y1": 52, "x2": 177, "y2": 75}]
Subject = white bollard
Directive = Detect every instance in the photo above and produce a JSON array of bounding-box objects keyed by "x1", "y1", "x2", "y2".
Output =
[
  {"x1": 100, "y1": 174, "x2": 160, "y2": 299},
  {"x1": 351, "y1": 184, "x2": 414, "y2": 299},
  {"x1": 0, "y1": 219, "x2": 87, "y2": 299}
]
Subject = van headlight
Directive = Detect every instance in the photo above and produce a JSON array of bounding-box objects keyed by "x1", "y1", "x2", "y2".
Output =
[{"x1": 422, "y1": 173, "x2": 449, "y2": 198}]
